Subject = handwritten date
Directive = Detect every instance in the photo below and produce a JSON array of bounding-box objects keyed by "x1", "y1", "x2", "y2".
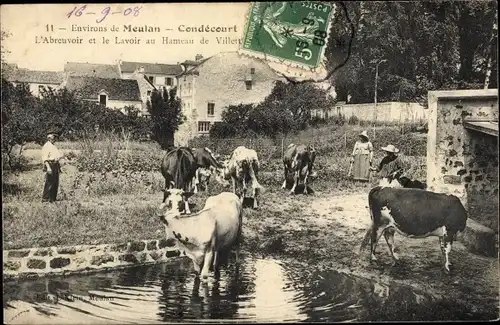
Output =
[{"x1": 67, "y1": 5, "x2": 142, "y2": 24}]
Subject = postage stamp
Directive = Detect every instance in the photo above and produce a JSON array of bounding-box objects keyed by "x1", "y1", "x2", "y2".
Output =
[{"x1": 239, "y1": 1, "x2": 334, "y2": 71}]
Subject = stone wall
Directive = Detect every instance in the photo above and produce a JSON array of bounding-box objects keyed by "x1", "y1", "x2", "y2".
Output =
[
  {"x1": 335, "y1": 102, "x2": 428, "y2": 123},
  {"x1": 3, "y1": 238, "x2": 182, "y2": 281},
  {"x1": 427, "y1": 89, "x2": 498, "y2": 255}
]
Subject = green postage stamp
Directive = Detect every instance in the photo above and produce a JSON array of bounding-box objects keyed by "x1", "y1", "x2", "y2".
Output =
[{"x1": 239, "y1": 1, "x2": 334, "y2": 70}]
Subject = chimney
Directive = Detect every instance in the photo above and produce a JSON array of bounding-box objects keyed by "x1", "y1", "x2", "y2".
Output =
[{"x1": 195, "y1": 54, "x2": 203, "y2": 61}]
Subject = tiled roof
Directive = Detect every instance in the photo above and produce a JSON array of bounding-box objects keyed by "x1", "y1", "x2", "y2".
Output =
[
  {"x1": 120, "y1": 61, "x2": 183, "y2": 75},
  {"x1": 3, "y1": 68, "x2": 64, "y2": 84},
  {"x1": 64, "y1": 62, "x2": 121, "y2": 79},
  {"x1": 65, "y1": 76, "x2": 142, "y2": 101}
]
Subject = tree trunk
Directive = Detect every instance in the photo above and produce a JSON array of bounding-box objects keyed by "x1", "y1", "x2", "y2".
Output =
[{"x1": 484, "y1": 10, "x2": 497, "y2": 89}]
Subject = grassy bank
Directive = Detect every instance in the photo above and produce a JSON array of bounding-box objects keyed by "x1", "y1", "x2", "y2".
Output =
[{"x1": 3, "y1": 124, "x2": 427, "y2": 250}]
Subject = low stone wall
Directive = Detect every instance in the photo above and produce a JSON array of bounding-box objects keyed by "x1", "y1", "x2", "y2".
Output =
[{"x1": 3, "y1": 238, "x2": 182, "y2": 281}]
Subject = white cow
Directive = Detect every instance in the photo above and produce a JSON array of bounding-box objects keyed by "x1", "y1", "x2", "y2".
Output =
[
  {"x1": 158, "y1": 190, "x2": 243, "y2": 282},
  {"x1": 219, "y1": 146, "x2": 263, "y2": 209}
]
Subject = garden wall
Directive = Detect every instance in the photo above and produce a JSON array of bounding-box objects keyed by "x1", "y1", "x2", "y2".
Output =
[
  {"x1": 3, "y1": 238, "x2": 182, "y2": 281},
  {"x1": 427, "y1": 89, "x2": 498, "y2": 257}
]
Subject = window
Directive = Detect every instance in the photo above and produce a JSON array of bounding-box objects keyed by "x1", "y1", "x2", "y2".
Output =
[
  {"x1": 148, "y1": 76, "x2": 154, "y2": 83},
  {"x1": 250, "y1": 68, "x2": 255, "y2": 74},
  {"x1": 147, "y1": 90, "x2": 152, "y2": 96},
  {"x1": 188, "y1": 82, "x2": 191, "y2": 93},
  {"x1": 99, "y1": 94, "x2": 107, "y2": 106},
  {"x1": 198, "y1": 121, "x2": 211, "y2": 133},
  {"x1": 245, "y1": 80, "x2": 252, "y2": 90},
  {"x1": 207, "y1": 102, "x2": 215, "y2": 116},
  {"x1": 179, "y1": 85, "x2": 182, "y2": 94},
  {"x1": 38, "y1": 85, "x2": 45, "y2": 95},
  {"x1": 166, "y1": 77, "x2": 173, "y2": 86}
]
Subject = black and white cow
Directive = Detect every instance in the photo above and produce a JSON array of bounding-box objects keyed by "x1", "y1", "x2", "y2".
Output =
[{"x1": 360, "y1": 186, "x2": 467, "y2": 274}]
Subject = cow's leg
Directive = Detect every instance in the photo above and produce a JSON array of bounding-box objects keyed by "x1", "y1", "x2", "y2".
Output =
[
  {"x1": 231, "y1": 176, "x2": 237, "y2": 194},
  {"x1": 282, "y1": 165, "x2": 288, "y2": 189},
  {"x1": 303, "y1": 171, "x2": 309, "y2": 194},
  {"x1": 193, "y1": 172, "x2": 199, "y2": 194},
  {"x1": 184, "y1": 198, "x2": 191, "y2": 214},
  {"x1": 290, "y1": 171, "x2": 299, "y2": 195},
  {"x1": 442, "y1": 230, "x2": 454, "y2": 274},
  {"x1": 383, "y1": 228, "x2": 399, "y2": 263},
  {"x1": 212, "y1": 251, "x2": 218, "y2": 272},
  {"x1": 370, "y1": 226, "x2": 386, "y2": 262},
  {"x1": 163, "y1": 180, "x2": 168, "y2": 203},
  {"x1": 201, "y1": 248, "x2": 215, "y2": 282}
]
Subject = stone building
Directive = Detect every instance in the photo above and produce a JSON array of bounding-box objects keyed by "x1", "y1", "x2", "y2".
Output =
[
  {"x1": 427, "y1": 89, "x2": 498, "y2": 257},
  {"x1": 174, "y1": 52, "x2": 285, "y2": 146}
]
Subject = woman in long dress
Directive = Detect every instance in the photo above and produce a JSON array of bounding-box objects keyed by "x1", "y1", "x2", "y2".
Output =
[{"x1": 349, "y1": 130, "x2": 373, "y2": 181}]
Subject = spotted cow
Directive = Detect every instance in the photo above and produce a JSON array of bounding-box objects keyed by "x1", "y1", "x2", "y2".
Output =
[{"x1": 360, "y1": 186, "x2": 467, "y2": 274}]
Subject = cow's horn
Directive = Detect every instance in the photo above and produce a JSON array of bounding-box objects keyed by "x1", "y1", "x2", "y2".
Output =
[{"x1": 170, "y1": 181, "x2": 175, "y2": 187}]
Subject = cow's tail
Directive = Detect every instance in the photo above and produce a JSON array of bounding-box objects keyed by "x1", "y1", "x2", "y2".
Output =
[
  {"x1": 359, "y1": 227, "x2": 373, "y2": 253},
  {"x1": 360, "y1": 186, "x2": 383, "y2": 253}
]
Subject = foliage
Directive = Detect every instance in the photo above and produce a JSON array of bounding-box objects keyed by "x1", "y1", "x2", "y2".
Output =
[
  {"x1": 1, "y1": 78, "x2": 152, "y2": 170},
  {"x1": 1, "y1": 79, "x2": 42, "y2": 164},
  {"x1": 210, "y1": 81, "x2": 334, "y2": 138},
  {"x1": 147, "y1": 87, "x2": 184, "y2": 149},
  {"x1": 326, "y1": 1, "x2": 498, "y2": 104},
  {"x1": 76, "y1": 150, "x2": 165, "y2": 173}
]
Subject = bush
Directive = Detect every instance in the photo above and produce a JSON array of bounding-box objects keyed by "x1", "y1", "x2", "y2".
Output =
[{"x1": 76, "y1": 150, "x2": 165, "y2": 173}]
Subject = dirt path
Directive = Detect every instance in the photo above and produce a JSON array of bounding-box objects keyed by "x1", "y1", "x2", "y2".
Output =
[{"x1": 243, "y1": 190, "x2": 499, "y2": 318}]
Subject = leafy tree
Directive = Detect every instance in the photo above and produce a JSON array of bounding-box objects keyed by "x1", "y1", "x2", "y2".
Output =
[
  {"x1": 211, "y1": 81, "x2": 333, "y2": 138},
  {"x1": 147, "y1": 87, "x2": 184, "y2": 149},
  {"x1": 325, "y1": 1, "x2": 498, "y2": 104},
  {"x1": 1, "y1": 79, "x2": 43, "y2": 164}
]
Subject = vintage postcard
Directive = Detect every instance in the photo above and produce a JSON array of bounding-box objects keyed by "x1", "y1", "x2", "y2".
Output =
[{"x1": 2, "y1": 2, "x2": 499, "y2": 324}]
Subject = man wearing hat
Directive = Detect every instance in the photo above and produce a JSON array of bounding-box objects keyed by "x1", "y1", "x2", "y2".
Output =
[
  {"x1": 41, "y1": 129, "x2": 64, "y2": 203},
  {"x1": 349, "y1": 130, "x2": 373, "y2": 181},
  {"x1": 370, "y1": 144, "x2": 404, "y2": 179}
]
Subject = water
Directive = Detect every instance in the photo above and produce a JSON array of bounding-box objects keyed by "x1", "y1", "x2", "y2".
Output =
[{"x1": 3, "y1": 253, "x2": 491, "y2": 324}]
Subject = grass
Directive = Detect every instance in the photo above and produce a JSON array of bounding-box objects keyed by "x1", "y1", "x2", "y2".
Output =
[{"x1": 2, "y1": 124, "x2": 427, "y2": 250}]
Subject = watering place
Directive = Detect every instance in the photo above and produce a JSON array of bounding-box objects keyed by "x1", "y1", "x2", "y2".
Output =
[{"x1": 3, "y1": 251, "x2": 488, "y2": 324}]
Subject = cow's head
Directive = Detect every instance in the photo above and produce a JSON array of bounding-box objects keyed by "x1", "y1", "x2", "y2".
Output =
[
  {"x1": 212, "y1": 159, "x2": 231, "y2": 187},
  {"x1": 200, "y1": 147, "x2": 224, "y2": 169},
  {"x1": 197, "y1": 168, "x2": 212, "y2": 191},
  {"x1": 161, "y1": 188, "x2": 194, "y2": 217}
]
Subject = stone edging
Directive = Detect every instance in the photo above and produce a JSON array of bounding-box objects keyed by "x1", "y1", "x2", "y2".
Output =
[{"x1": 3, "y1": 238, "x2": 182, "y2": 282}]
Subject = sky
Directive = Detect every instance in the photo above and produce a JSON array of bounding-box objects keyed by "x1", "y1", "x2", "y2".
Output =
[{"x1": 1, "y1": 3, "x2": 248, "y2": 71}]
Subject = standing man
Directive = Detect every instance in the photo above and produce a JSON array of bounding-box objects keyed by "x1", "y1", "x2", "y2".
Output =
[{"x1": 41, "y1": 130, "x2": 64, "y2": 203}]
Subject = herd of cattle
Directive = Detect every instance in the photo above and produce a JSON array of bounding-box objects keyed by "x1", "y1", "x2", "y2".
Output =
[{"x1": 156, "y1": 144, "x2": 468, "y2": 282}]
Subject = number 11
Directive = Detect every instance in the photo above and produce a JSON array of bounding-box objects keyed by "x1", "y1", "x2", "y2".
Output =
[{"x1": 46, "y1": 24, "x2": 54, "y2": 32}]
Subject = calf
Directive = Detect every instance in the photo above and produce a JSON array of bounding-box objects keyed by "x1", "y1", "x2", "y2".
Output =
[
  {"x1": 360, "y1": 186, "x2": 467, "y2": 274},
  {"x1": 191, "y1": 147, "x2": 224, "y2": 193},
  {"x1": 158, "y1": 191, "x2": 243, "y2": 282},
  {"x1": 380, "y1": 169, "x2": 426, "y2": 189},
  {"x1": 223, "y1": 146, "x2": 263, "y2": 209},
  {"x1": 282, "y1": 143, "x2": 316, "y2": 194}
]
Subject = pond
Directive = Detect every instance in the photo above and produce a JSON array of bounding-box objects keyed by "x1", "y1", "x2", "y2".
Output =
[{"x1": 3, "y1": 252, "x2": 490, "y2": 323}]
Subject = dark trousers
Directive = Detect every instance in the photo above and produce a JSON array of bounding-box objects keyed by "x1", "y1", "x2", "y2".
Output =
[{"x1": 42, "y1": 161, "x2": 60, "y2": 202}]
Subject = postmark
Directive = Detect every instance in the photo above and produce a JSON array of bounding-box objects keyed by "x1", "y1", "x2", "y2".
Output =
[{"x1": 239, "y1": 1, "x2": 334, "y2": 72}]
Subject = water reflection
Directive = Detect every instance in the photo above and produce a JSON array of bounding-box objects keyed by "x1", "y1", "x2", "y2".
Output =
[{"x1": 4, "y1": 252, "x2": 495, "y2": 324}]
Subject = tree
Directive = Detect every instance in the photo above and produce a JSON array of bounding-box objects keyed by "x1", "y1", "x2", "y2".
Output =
[
  {"x1": 1, "y1": 79, "x2": 43, "y2": 165},
  {"x1": 325, "y1": 1, "x2": 497, "y2": 104},
  {"x1": 147, "y1": 87, "x2": 184, "y2": 149}
]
